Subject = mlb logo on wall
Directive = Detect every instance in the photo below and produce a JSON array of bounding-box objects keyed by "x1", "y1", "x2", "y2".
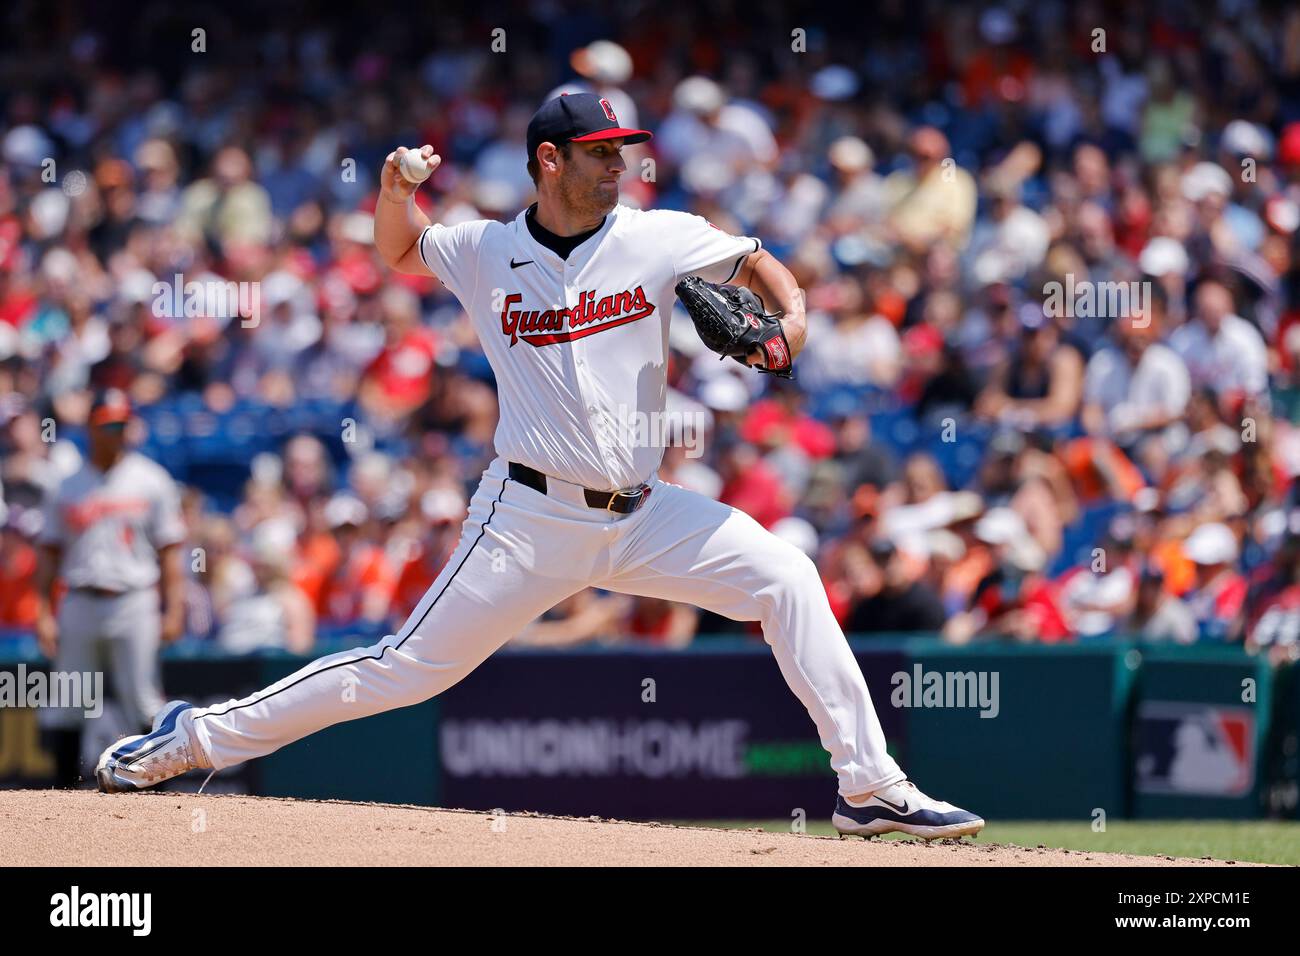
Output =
[{"x1": 1133, "y1": 701, "x2": 1254, "y2": 797}]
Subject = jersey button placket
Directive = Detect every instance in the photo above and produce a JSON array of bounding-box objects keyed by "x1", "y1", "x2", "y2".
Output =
[{"x1": 565, "y1": 278, "x2": 605, "y2": 463}]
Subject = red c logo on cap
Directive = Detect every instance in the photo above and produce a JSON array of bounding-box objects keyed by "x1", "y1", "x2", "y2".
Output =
[{"x1": 599, "y1": 98, "x2": 617, "y2": 122}]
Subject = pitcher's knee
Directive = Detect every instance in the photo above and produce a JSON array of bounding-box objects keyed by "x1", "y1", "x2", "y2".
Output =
[{"x1": 759, "y1": 549, "x2": 826, "y2": 619}]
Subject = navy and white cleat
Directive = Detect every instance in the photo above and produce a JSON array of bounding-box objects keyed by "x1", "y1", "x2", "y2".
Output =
[
  {"x1": 96, "y1": 700, "x2": 210, "y2": 793},
  {"x1": 832, "y1": 780, "x2": 985, "y2": 840}
]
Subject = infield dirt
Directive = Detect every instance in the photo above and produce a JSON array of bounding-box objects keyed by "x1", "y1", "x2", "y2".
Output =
[{"x1": 0, "y1": 790, "x2": 1257, "y2": 866}]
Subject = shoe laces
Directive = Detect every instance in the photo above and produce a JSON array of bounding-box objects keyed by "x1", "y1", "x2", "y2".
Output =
[{"x1": 138, "y1": 740, "x2": 197, "y2": 782}]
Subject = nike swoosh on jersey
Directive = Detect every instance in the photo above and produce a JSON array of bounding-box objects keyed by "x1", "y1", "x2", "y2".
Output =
[{"x1": 510, "y1": 258, "x2": 534, "y2": 269}]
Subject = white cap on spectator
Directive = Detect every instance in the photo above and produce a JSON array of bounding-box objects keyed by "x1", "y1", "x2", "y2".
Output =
[
  {"x1": 811, "y1": 65, "x2": 859, "y2": 101},
  {"x1": 881, "y1": 491, "x2": 983, "y2": 541},
  {"x1": 674, "y1": 76, "x2": 725, "y2": 115},
  {"x1": 669, "y1": 310, "x2": 709, "y2": 357},
  {"x1": 3, "y1": 125, "x2": 54, "y2": 167},
  {"x1": 1258, "y1": 508, "x2": 1288, "y2": 544},
  {"x1": 925, "y1": 529, "x2": 967, "y2": 562},
  {"x1": 251, "y1": 518, "x2": 298, "y2": 568},
  {"x1": 1221, "y1": 120, "x2": 1273, "y2": 160},
  {"x1": 120, "y1": 268, "x2": 158, "y2": 304},
  {"x1": 6, "y1": 503, "x2": 43, "y2": 539},
  {"x1": 975, "y1": 507, "x2": 1023, "y2": 545},
  {"x1": 699, "y1": 374, "x2": 750, "y2": 412},
  {"x1": 681, "y1": 154, "x2": 737, "y2": 193},
  {"x1": 773, "y1": 516, "x2": 819, "y2": 556},
  {"x1": 325, "y1": 494, "x2": 368, "y2": 529},
  {"x1": 250, "y1": 451, "x2": 283, "y2": 486},
  {"x1": 421, "y1": 488, "x2": 467, "y2": 524},
  {"x1": 350, "y1": 450, "x2": 393, "y2": 491},
  {"x1": 1133, "y1": 487, "x2": 1161, "y2": 513},
  {"x1": 473, "y1": 178, "x2": 518, "y2": 214},
  {"x1": 1266, "y1": 196, "x2": 1300, "y2": 234},
  {"x1": 41, "y1": 247, "x2": 78, "y2": 284},
  {"x1": 571, "y1": 40, "x2": 633, "y2": 85},
  {"x1": 340, "y1": 212, "x2": 375, "y2": 245},
  {"x1": 1181, "y1": 161, "x2": 1233, "y2": 202},
  {"x1": 1138, "y1": 237, "x2": 1189, "y2": 277},
  {"x1": 1184, "y1": 523, "x2": 1238, "y2": 565},
  {"x1": 29, "y1": 190, "x2": 70, "y2": 239},
  {"x1": 829, "y1": 136, "x2": 874, "y2": 173},
  {"x1": 1188, "y1": 423, "x2": 1242, "y2": 457},
  {"x1": 264, "y1": 270, "x2": 306, "y2": 310},
  {"x1": 979, "y1": 7, "x2": 1018, "y2": 44},
  {"x1": 974, "y1": 507, "x2": 1045, "y2": 571}
]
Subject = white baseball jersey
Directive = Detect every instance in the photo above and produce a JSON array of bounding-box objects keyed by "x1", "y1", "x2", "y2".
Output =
[
  {"x1": 179, "y1": 200, "x2": 909, "y2": 811},
  {"x1": 418, "y1": 204, "x2": 760, "y2": 490},
  {"x1": 40, "y1": 451, "x2": 186, "y2": 591}
]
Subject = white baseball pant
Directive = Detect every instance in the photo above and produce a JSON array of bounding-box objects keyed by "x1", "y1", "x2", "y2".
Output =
[
  {"x1": 189, "y1": 455, "x2": 904, "y2": 796},
  {"x1": 42, "y1": 588, "x2": 165, "y2": 732}
]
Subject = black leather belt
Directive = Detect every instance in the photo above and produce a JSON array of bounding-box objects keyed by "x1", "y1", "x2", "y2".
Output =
[{"x1": 508, "y1": 461, "x2": 652, "y2": 515}]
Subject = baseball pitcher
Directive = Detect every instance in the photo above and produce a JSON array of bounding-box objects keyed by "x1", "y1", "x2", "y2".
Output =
[{"x1": 96, "y1": 94, "x2": 983, "y2": 839}]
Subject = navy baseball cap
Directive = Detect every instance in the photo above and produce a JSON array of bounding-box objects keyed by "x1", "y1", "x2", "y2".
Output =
[{"x1": 526, "y1": 92, "x2": 652, "y2": 160}]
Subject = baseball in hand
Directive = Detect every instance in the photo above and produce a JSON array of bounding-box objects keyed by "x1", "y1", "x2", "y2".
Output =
[{"x1": 399, "y1": 149, "x2": 436, "y2": 184}]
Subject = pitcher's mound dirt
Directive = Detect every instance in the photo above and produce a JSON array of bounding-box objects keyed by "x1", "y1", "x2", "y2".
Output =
[{"x1": 0, "y1": 790, "x2": 1248, "y2": 866}]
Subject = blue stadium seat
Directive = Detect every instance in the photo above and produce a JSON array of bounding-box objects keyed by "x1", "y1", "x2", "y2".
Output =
[
  {"x1": 925, "y1": 434, "x2": 984, "y2": 490},
  {"x1": 868, "y1": 408, "x2": 921, "y2": 456},
  {"x1": 1048, "y1": 501, "x2": 1131, "y2": 577}
]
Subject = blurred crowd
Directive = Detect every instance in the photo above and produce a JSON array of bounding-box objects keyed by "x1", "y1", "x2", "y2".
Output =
[{"x1": 5, "y1": 1, "x2": 1300, "y2": 660}]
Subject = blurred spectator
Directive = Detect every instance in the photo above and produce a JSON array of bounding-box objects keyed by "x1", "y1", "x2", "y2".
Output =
[
  {"x1": 943, "y1": 507, "x2": 1059, "y2": 644},
  {"x1": 658, "y1": 76, "x2": 778, "y2": 179},
  {"x1": 319, "y1": 494, "x2": 398, "y2": 626},
  {"x1": 626, "y1": 596, "x2": 698, "y2": 647},
  {"x1": 975, "y1": 309, "x2": 1083, "y2": 428},
  {"x1": 845, "y1": 539, "x2": 946, "y2": 635},
  {"x1": 824, "y1": 137, "x2": 885, "y2": 234},
  {"x1": 175, "y1": 146, "x2": 273, "y2": 251},
  {"x1": 967, "y1": 177, "x2": 1050, "y2": 286},
  {"x1": 1082, "y1": 312, "x2": 1190, "y2": 454},
  {"x1": 0, "y1": 502, "x2": 39, "y2": 627},
  {"x1": 216, "y1": 520, "x2": 315, "y2": 654},
  {"x1": 1053, "y1": 519, "x2": 1139, "y2": 639},
  {"x1": 717, "y1": 435, "x2": 791, "y2": 530},
  {"x1": 800, "y1": 281, "x2": 903, "y2": 390},
  {"x1": 1170, "y1": 280, "x2": 1269, "y2": 402},
  {"x1": 882, "y1": 127, "x2": 977, "y2": 254},
  {"x1": 1127, "y1": 567, "x2": 1199, "y2": 644},
  {"x1": 975, "y1": 429, "x2": 1070, "y2": 559},
  {"x1": 359, "y1": 286, "x2": 439, "y2": 423},
  {"x1": 392, "y1": 488, "x2": 467, "y2": 619},
  {"x1": 1181, "y1": 523, "x2": 1248, "y2": 642},
  {"x1": 513, "y1": 590, "x2": 632, "y2": 647}
]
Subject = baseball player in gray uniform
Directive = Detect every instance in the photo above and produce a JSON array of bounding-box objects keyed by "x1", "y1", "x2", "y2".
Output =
[
  {"x1": 95, "y1": 95, "x2": 983, "y2": 839},
  {"x1": 36, "y1": 389, "x2": 187, "y2": 786}
]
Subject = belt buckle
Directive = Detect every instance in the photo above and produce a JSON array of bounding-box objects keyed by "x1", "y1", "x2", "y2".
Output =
[{"x1": 606, "y1": 486, "x2": 645, "y2": 513}]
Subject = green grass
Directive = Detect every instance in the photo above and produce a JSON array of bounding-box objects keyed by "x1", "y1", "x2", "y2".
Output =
[{"x1": 678, "y1": 820, "x2": 1300, "y2": 866}]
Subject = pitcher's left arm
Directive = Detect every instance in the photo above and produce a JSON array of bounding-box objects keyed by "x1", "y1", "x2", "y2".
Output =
[{"x1": 734, "y1": 249, "x2": 807, "y2": 364}]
